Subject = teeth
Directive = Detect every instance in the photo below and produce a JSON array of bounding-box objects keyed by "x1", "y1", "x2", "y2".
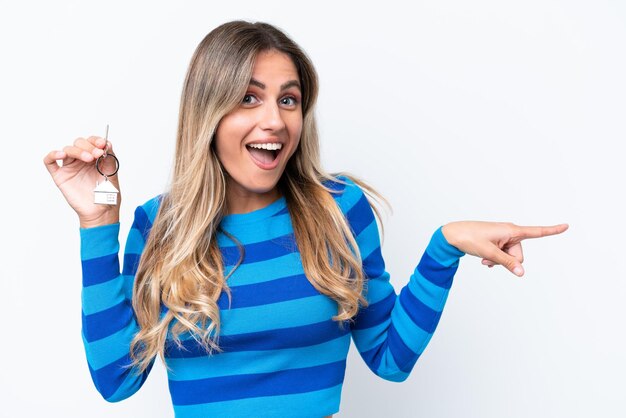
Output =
[{"x1": 247, "y1": 143, "x2": 283, "y2": 150}]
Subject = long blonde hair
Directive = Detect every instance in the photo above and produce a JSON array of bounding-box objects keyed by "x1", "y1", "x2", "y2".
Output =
[{"x1": 129, "y1": 21, "x2": 389, "y2": 372}]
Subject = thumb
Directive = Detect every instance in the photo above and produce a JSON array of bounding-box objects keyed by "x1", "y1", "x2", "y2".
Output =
[{"x1": 488, "y1": 245, "x2": 525, "y2": 277}]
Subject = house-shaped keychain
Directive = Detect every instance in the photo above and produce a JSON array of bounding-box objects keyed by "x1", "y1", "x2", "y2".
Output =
[{"x1": 94, "y1": 179, "x2": 119, "y2": 205}]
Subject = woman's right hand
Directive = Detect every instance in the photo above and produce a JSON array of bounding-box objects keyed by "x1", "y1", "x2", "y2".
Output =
[{"x1": 44, "y1": 136, "x2": 122, "y2": 228}]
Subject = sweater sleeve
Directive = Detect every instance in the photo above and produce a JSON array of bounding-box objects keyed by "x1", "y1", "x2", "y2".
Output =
[
  {"x1": 341, "y1": 179, "x2": 465, "y2": 382},
  {"x1": 79, "y1": 205, "x2": 156, "y2": 401}
]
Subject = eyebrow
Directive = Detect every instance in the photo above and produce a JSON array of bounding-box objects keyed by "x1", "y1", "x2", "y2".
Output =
[{"x1": 249, "y1": 78, "x2": 301, "y2": 91}]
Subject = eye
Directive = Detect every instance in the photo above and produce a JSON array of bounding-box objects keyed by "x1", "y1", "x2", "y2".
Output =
[
  {"x1": 280, "y1": 96, "x2": 298, "y2": 106},
  {"x1": 242, "y1": 94, "x2": 259, "y2": 105}
]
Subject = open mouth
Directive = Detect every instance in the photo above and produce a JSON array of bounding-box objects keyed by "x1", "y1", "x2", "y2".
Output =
[{"x1": 246, "y1": 143, "x2": 283, "y2": 166}]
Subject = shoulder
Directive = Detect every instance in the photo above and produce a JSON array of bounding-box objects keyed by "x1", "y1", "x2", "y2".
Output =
[
  {"x1": 132, "y1": 194, "x2": 164, "y2": 235},
  {"x1": 322, "y1": 174, "x2": 371, "y2": 218}
]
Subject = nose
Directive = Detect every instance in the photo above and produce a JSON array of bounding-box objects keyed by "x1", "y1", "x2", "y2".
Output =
[{"x1": 258, "y1": 101, "x2": 286, "y2": 132}]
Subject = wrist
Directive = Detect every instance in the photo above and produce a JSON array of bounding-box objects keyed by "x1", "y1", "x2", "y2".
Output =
[
  {"x1": 426, "y1": 226, "x2": 465, "y2": 267},
  {"x1": 441, "y1": 222, "x2": 458, "y2": 247},
  {"x1": 79, "y1": 210, "x2": 120, "y2": 229}
]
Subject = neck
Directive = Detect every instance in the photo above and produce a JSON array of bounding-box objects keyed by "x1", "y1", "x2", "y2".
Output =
[{"x1": 225, "y1": 186, "x2": 281, "y2": 215}]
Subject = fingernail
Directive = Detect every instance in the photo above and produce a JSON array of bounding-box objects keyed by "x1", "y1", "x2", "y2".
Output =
[
  {"x1": 81, "y1": 151, "x2": 93, "y2": 160},
  {"x1": 92, "y1": 148, "x2": 103, "y2": 157},
  {"x1": 514, "y1": 266, "x2": 524, "y2": 276},
  {"x1": 55, "y1": 151, "x2": 64, "y2": 159}
]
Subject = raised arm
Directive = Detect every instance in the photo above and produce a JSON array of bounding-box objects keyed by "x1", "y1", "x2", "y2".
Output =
[{"x1": 45, "y1": 135, "x2": 156, "y2": 400}]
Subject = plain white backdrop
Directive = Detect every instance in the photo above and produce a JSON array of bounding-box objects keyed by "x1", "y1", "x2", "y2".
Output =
[{"x1": 1, "y1": 0, "x2": 624, "y2": 417}]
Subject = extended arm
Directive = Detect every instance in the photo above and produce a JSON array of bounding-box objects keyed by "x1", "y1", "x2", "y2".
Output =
[
  {"x1": 343, "y1": 179, "x2": 568, "y2": 381},
  {"x1": 342, "y1": 180, "x2": 464, "y2": 382}
]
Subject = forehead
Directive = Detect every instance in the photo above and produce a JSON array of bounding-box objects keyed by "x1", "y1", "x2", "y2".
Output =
[{"x1": 251, "y1": 50, "x2": 299, "y2": 82}]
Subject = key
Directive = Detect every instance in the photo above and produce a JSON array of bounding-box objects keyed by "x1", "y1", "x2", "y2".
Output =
[{"x1": 94, "y1": 124, "x2": 120, "y2": 205}]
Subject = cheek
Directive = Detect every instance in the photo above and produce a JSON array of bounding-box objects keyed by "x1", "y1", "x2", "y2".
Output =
[
  {"x1": 217, "y1": 112, "x2": 253, "y2": 140},
  {"x1": 214, "y1": 115, "x2": 249, "y2": 156},
  {"x1": 286, "y1": 136, "x2": 302, "y2": 161},
  {"x1": 287, "y1": 120, "x2": 303, "y2": 158},
  {"x1": 213, "y1": 136, "x2": 238, "y2": 170},
  {"x1": 213, "y1": 129, "x2": 228, "y2": 159},
  {"x1": 288, "y1": 115, "x2": 303, "y2": 140}
]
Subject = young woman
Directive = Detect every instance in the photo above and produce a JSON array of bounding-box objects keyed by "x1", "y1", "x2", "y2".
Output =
[{"x1": 43, "y1": 21, "x2": 567, "y2": 418}]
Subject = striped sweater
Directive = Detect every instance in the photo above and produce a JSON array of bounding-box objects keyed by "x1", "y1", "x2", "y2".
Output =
[{"x1": 79, "y1": 176, "x2": 464, "y2": 417}]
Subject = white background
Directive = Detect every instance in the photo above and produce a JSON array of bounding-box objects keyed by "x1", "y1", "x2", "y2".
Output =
[{"x1": 1, "y1": 0, "x2": 624, "y2": 417}]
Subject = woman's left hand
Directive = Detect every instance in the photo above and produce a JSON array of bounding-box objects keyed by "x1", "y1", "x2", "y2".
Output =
[{"x1": 441, "y1": 221, "x2": 569, "y2": 277}]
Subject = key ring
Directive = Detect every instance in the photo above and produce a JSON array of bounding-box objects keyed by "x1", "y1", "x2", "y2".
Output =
[{"x1": 96, "y1": 153, "x2": 119, "y2": 178}]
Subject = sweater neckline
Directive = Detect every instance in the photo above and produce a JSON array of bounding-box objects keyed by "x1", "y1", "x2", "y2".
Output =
[{"x1": 220, "y1": 196, "x2": 287, "y2": 227}]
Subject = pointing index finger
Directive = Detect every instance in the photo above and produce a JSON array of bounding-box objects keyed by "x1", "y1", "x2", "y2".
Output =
[{"x1": 517, "y1": 223, "x2": 569, "y2": 239}]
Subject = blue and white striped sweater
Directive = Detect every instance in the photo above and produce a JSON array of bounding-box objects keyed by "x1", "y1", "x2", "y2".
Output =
[{"x1": 79, "y1": 176, "x2": 464, "y2": 417}]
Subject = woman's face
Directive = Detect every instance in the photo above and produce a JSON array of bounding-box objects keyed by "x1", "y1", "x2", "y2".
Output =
[{"x1": 215, "y1": 49, "x2": 303, "y2": 213}]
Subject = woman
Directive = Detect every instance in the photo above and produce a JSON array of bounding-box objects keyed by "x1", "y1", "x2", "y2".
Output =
[{"x1": 43, "y1": 20, "x2": 567, "y2": 418}]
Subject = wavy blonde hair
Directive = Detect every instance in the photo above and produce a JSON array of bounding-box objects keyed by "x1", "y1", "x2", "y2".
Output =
[{"x1": 129, "y1": 21, "x2": 390, "y2": 372}]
